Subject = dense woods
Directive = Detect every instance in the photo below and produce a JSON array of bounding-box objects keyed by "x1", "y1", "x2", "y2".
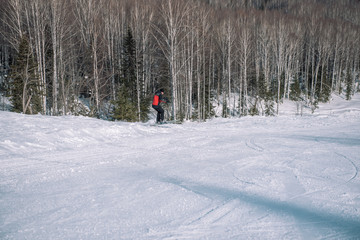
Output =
[{"x1": 0, "y1": 0, "x2": 359, "y2": 121}]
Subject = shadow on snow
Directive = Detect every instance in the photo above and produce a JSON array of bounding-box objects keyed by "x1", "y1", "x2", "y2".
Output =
[{"x1": 159, "y1": 175, "x2": 360, "y2": 237}]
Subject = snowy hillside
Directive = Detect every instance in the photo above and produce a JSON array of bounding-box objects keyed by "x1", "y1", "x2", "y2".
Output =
[{"x1": 1, "y1": 95, "x2": 360, "y2": 239}]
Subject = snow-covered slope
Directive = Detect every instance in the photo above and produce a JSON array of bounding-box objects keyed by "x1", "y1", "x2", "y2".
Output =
[{"x1": 1, "y1": 95, "x2": 360, "y2": 239}]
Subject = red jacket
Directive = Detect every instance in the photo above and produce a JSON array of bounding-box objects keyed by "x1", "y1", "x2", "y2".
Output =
[{"x1": 152, "y1": 92, "x2": 166, "y2": 106}]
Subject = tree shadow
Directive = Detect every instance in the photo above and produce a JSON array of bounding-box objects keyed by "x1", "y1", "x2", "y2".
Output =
[{"x1": 159, "y1": 176, "x2": 360, "y2": 237}]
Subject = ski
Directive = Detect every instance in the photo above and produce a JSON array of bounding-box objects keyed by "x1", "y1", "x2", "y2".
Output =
[
  {"x1": 150, "y1": 123, "x2": 170, "y2": 128},
  {"x1": 162, "y1": 120, "x2": 182, "y2": 124}
]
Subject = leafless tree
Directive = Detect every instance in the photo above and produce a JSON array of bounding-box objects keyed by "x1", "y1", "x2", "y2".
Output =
[
  {"x1": 130, "y1": 0, "x2": 155, "y2": 121},
  {"x1": 153, "y1": 0, "x2": 191, "y2": 121}
]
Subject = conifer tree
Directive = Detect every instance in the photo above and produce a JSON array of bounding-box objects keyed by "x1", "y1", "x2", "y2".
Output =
[
  {"x1": 289, "y1": 78, "x2": 301, "y2": 101},
  {"x1": 139, "y1": 93, "x2": 151, "y2": 122},
  {"x1": 249, "y1": 97, "x2": 259, "y2": 116},
  {"x1": 9, "y1": 36, "x2": 42, "y2": 114},
  {"x1": 240, "y1": 94, "x2": 248, "y2": 116},
  {"x1": 222, "y1": 96, "x2": 228, "y2": 118},
  {"x1": 112, "y1": 86, "x2": 138, "y2": 122},
  {"x1": 345, "y1": 68, "x2": 353, "y2": 101},
  {"x1": 264, "y1": 94, "x2": 275, "y2": 116},
  {"x1": 122, "y1": 28, "x2": 137, "y2": 96},
  {"x1": 203, "y1": 79, "x2": 215, "y2": 119},
  {"x1": 112, "y1": 28, "x2": 138, "y2": 121},
  {"x1": 260, "y1": 75, "x2": 276, "y2": 116},
  {"x1": 258, "y1": 71, "x2": 267, "y2": 100},
  {"x1": 318, "y1": 66, "x2": 331, "y2": 103},
  {"x1": 279, "y1": 71, "x2": 285, "y2": 101},
  {"x1": 289, "y1": 77, "x2": 304, "y2": 115}
]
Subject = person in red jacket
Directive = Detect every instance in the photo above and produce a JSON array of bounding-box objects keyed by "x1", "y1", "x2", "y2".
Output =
[{"x1": 152, "y1": 88, "x2": 168, "y2": 124}]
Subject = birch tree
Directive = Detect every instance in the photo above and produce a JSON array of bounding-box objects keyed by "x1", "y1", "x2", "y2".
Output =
[
  {"x1": 153, "y1": 0, "x2": 190, "y2": 121},
  {"x1": 236, "y1": 11, "x2": 254, "y2": 116},
  {"x1": 258, "y1": 13, "x2": 273, "y2": 93},
  {"x1": 131, "y1": 0, "x2": 154, "y2": 121},
  {"x1": 20, "y1": 0, "x2": 48, "y2": 114},
  {"x1": 214, "y1": 12, "x2": 236, "y2": 117},
  {"x1": 49, "y1": 0, "x2": 61, "y2": 115},
  {"x1": 2, "y1": 0, "x2": 24, "y2": 50},
  {"x1": 271, "y1": 13, "x2": 288, "y2": 114},
  {"x1": 74, "y1": 0, "x2": 105, "y2": 115},
  {"x1": 10, "y1": 36, "x2": 41, "y2": 114},
  {"x1": 195, "y1": 3, "x2": 211, "y2": 121}
]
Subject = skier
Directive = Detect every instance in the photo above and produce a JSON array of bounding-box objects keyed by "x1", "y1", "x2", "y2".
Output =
[{"x1": 152, "y1": 88, "x2": 168, "y2": 124}]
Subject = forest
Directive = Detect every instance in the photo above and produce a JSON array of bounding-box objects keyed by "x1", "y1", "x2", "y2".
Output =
[{"x1": 0, "y1": 0, "x2": 359, "y2": 121}]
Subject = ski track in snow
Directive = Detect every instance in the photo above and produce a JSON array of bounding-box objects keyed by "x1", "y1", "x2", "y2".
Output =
[
  {"x1": 245, "y1": 137, "x2": 265, "y2": 152},
  {"x1": 335, "y1": 152, "x2": 358, "y2": 183},
  {"x1": 1, "y1": 95, "x2": 360, "y2": 239}
]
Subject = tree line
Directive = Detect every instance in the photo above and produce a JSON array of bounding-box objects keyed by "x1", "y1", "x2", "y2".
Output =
[{"x1": 0, "y1": 0, "x2": 359, "y2": 121}]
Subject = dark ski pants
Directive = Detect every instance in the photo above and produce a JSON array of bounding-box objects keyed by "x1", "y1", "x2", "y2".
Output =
[{"x1": 152, "y1": 105, "x2": 164, "y2": 123}]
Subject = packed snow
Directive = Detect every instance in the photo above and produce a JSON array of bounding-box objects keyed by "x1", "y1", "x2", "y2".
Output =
[{"x1": 1, "y1": 95, "x2": 360, "y2": 240}]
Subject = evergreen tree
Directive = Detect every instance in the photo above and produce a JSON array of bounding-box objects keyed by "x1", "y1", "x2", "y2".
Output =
[
  {"x1": 112, "y1": 27, "x2": 138, "y2": 121},
  {"x1": 222, "y1": 96, "x2": 228, "y2": 118},
  {"x1": 204, "y1": 79, "x2": 215, "y2": 119},
  {"x1": 289, "y1": 78, "x2": 301, "y2": 101},
  {"x1": 139, "y1": 93, "x2": 151, "y2": 122},
  {"x1": 261, "y1": 76, "x2": 276, "y2": 116},
  {"x1": 112, "y1": 86, "x2": 138, "y2": 122},
  {"x1": 345, "y1": 68, "x2": 352, "y2": 101},
  {"x1": 264, "y1": 94, "x2": 275, "y2": 116},
  {"x1": 240, "y1": 93, "x2": 248, "y2": 116},
  {"x1": 318, "y1": 66, "x2": 331, "y2": 103},
  {"x1": 258, "y1": 71, "x2": 267, "y2": 100},
  {"x1": 121, "y1": 28, "x2": 137, "y2": 95},
  {"x1": 279, "y1": 71, "x2": 285, "y2": 99},
  {"x1": 9, "y1": 36, "x2": 42, "y2": 114},
  {"x1": 314, "y1": 66, "x2": 329, "y2": 103},
  {"x1": 249, "y1": 97, "x2": 259, "y2": 116}
]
